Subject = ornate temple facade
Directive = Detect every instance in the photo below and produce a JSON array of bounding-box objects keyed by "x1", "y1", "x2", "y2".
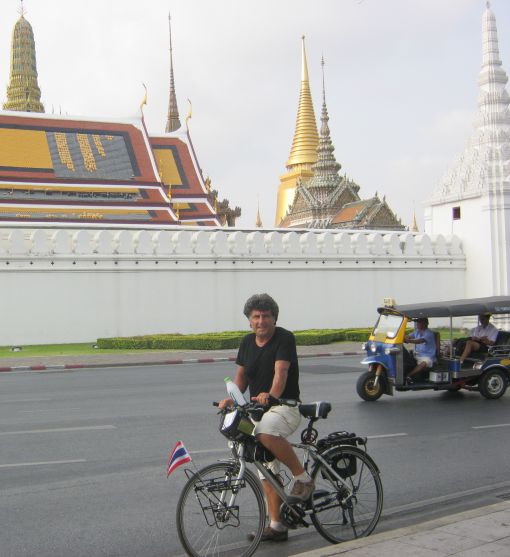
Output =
[
  {"x1": 425, "y1": 2, "x2": 510, "y2": 303},
  {"x1": 277, "y1": 41, "x2": 403, "y2": 231},
  {"x1": 0, "y1": 10, "x2": 237, "y2": 227}
]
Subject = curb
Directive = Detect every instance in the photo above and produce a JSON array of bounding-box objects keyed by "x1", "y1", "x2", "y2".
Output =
[
  {"x1": 290, "y1": 500, "x2": 510, "y2": 557},
  {"x1": 0, "y1": 351, "x2": 363, "y2": 373}
]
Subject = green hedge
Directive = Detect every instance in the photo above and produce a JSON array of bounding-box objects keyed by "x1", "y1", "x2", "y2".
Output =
[{"x1": 97, "y1": 328, "x2": 373, "y2": 350}]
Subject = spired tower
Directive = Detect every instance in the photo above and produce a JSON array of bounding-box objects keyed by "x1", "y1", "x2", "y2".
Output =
[
  {"x1": 3, "y1": 5, "x2": 44, "y2": 113},
  {"x1": 280, "y1": 58, "x2": 360, "y2": 228},
  {"x1": 275, "y1": 36, "x2": 319, "y2": 225},
  {"x1": 165, "y1": 13, "x2": 181, "y2": 133},
  {"x1": 425, "y1": 2, "x2": 510, "y2": 307}
]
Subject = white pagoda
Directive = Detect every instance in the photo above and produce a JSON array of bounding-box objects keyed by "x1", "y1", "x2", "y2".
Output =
[{"x1": 425, "y1": 2, "x2": 510, "y2": 306}]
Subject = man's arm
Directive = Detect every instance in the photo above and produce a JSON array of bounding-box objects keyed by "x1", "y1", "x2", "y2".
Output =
[
  {"x1": 251, "y1": 360, "x2": 290, "y2": 404},
  {"x1": 234, "y1": 365, "x2": 248, "y2": 392}
]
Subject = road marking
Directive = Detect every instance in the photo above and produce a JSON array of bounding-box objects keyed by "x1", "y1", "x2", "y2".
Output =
[
  {"x1": 367, "y1": 433, "x2": 408, "y2": 439},
  {"x1": 0, "y1": 459, "x2": 86, "y2": 469},
  {"x1": 188, "y1": 448, "x2": 227, "y2": 455},
  {"x1": 472, "y1": 423, "x2": 510, "y2": 430},
  {"x1": 1, "y1": 398, "x2": 53, "y2": 403},
  {"x1": 0, "y1": 425, "x2": 116, "y2": 436},
  {"x1": 18, "y1": 408, "x2": 81, "y2": 413}
]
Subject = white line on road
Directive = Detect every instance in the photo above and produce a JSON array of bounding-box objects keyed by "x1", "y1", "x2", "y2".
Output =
[
  {"x1": 367, "y1": 433, "x2": 408, "y2": 439},
  {"x1": 18, "y1": 408, "x2": 81, "y2": 413},
  {"x1": 1, "y1": 398, "x2": 53, "y2": 403},
  {"x1": 472, "y1": 423, "x2": 510, "y2": 430},
  {"x1": 0, "y1": 459, "x2": 86, "y2": 469},
  {"x1": 188, "y1": 448, "x2": 228, "y2": 455},
  {"x1": 0, "y1": 425, "x2": 116, "y2": 436}
]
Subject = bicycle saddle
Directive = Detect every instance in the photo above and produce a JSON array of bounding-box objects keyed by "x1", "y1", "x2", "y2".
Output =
[{"x1": 298, "y1": 401, "x2": 331, "y2": 419}]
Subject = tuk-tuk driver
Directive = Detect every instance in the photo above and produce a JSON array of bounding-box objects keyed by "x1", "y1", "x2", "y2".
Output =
[{"x1": 404, "y1": 317, "x2": 437, "y2": 382}]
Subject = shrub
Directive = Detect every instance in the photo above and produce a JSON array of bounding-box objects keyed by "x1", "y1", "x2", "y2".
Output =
[{"x1": 97, "y1": 328, "x2": 372, "y2": 350}]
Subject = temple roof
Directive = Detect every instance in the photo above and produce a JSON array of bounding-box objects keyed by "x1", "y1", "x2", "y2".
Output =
[
  {"x1": 331, "y1": 196, "x2": 404, "y2": 230},
  {"x1": 0, "y1": 111, "x2": 220, "y2": 226}
]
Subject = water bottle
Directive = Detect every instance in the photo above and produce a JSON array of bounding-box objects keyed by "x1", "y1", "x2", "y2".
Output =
[{"x1": 224, "y1": 376, "x2": 247, "y2": 406}]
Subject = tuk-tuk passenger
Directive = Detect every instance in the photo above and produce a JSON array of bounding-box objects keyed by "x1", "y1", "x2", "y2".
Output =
[
  {"x1": 458, "y1": 313, "x2": 498, "y2": 364},
  {"x1": 404, "y1": 317, "x2": 437, "y2": 382}
]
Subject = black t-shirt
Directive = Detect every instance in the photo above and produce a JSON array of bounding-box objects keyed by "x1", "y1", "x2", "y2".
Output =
[{"x1": 236, "y1": 326, "x2": 300, "y2": 400}]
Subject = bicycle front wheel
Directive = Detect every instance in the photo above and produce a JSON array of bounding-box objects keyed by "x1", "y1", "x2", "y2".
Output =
[
  {"x1": 176, "y1": 462, "x2": 266, "y2": 557},
  {"x1": 310, "y1": 445, "x2": 383, "y2": 544}
]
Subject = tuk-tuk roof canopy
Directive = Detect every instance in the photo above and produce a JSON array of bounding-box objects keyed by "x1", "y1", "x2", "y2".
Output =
[{"x1": 379, "y1": 296, "x2": 510, "y2": 318}]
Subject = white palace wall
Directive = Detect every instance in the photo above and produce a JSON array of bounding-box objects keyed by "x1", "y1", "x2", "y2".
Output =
[{"x1": 0, "y1": 227, "x2": 465, "y2": 345}]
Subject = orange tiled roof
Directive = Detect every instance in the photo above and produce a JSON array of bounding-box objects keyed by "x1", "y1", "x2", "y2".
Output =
[{"x1": 0, "y1": 112, "x2": 220, "y2": 226}]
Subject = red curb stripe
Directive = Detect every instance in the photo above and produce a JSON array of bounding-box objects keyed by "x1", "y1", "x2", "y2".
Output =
[
  {"x1": 197, "y1": 358, "x2": 215, "y2": 363},
  {"x1": 64, "y1": 364, "x2": 85, "y2": 369},
  {"x1": 164, "y1": 360, "x2": 184, "y2": 365},
  {"x1": 0, "y1": 367, "x2": 12, "y2": 372},
  {"x1": 30, "y1": 365, "x2": 47, "y2": 371}
]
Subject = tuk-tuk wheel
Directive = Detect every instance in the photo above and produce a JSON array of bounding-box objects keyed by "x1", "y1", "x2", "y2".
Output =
[
  {"x1": 357, "y1": 371, "x2": 384, "y2": 402},
  {"x1": 479, "y1": 368, "x2": 508, "y2": 400}
]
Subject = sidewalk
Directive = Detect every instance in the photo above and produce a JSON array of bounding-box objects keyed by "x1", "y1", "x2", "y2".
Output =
[
  {"x1": 0, "y1": 341, "x2": 363, "y2": 372},
  {"x1": 292, "y1": 501, "x2": 510, "y2": 556}
]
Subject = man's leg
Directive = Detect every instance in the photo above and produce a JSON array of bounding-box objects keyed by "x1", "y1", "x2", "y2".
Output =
[
  {"x1": 460, "y1": 340, "x2": 481, "y2": 363},
  {"x1": 257, "y1": 433, "x2": 304, "y2": 476},
  {"x1": 407, "y1": 361, "x2": 427, "y2": 379},
  {"x1": 257, "y1": 433, "x2": 314, "y2": 501}
]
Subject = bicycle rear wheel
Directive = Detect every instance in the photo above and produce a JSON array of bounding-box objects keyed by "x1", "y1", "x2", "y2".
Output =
[
  {"x1": 176, "y1": 462, "x2": 265, "y2": 557},
  {"x1": 310, "y1": 445, "x2": 383, "y2": 544}
]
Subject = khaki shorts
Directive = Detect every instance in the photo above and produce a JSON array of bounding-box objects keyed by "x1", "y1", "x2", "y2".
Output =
[
  {"x1": 253, "y1": 405, "x2": 301, "y2": 479},
  {"x1": 416, "y1": 355, "x2": 434, "y2": 368}
]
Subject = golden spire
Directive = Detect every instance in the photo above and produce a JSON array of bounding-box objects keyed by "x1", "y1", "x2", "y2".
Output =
[
  {"x1": 411, "y1": 209, "x2": 419, "y2": 232},
  {"x1": 255, "y1": 201, "x2": 263, "y2": 228},
  {"x1": 165, "y1": 13, "x2": 181, "y2": 132},
  {"x1": 3, "y1": 3, "x2": 44, "y2": 112},
  {"x1": 286, "y1": 36, "x2": 319, "y2": 168}
]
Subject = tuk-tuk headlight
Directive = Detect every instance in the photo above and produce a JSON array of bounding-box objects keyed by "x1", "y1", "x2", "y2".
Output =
[
  {"x1": 472, "y1": 361, "x2": 483, "y2": 370},
  {"x1": 361, "y1": 342, "x2": 367, "y2": 351},
  {"x1": 385, "y1": 347, "x2": 400, "y2": 355},
  {"x1": 370, "y1": 343, "x2": 377, "y2": 353}
]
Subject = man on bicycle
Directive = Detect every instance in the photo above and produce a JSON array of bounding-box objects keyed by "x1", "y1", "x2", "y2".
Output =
[{"x1": 219, "y1": 293, "x2": 314, "y2": 542}]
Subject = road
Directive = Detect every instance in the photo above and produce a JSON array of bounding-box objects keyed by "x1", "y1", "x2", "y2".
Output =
[{"x1": 1, "y1": 356, "x2": 509, "y2": 557}]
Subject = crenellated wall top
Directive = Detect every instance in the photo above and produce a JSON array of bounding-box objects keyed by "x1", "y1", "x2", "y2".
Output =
[{"x1": 0, "y1": 227, "x2": 464, "y2": 262}]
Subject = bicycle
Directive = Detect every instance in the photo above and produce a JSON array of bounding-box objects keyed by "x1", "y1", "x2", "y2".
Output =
[{"x1": 176, "y1": 398, "x2": 383, "y2": 557}]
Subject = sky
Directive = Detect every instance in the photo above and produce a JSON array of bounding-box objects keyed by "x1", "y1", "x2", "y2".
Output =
[{"x1": 1, "y1": 0, "x2": 509, "y2": 229}]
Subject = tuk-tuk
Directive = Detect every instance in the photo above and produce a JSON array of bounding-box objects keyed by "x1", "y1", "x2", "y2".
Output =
[{"x1": 357, "y1": 296, "x2": 510, "y2": 401}]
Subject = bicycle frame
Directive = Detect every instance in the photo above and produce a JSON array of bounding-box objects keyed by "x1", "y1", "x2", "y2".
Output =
[{"x1": 224, "y1": 438, "x2": 357, "y2": 522}]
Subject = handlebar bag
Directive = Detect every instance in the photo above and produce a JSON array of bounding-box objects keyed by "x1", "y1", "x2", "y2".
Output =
[{"x1": 219, "y1": 409, "x2": 254, "y2": 441}]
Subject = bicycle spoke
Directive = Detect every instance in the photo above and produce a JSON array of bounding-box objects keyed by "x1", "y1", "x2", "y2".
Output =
[
  {"x1": 177, "y1": 463, "x2": 265, "y2": 557},
  {"x1": 310, "y1": 446, "x2": 383, "y2": 544}
]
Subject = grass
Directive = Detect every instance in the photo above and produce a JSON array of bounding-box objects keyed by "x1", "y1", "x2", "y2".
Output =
[{"x1": 0, "y1": 343, "x2": 179, "y2": 359}]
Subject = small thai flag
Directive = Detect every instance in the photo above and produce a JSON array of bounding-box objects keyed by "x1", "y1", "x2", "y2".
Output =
[{"x1": 166, "y1": 441, "x2": 192, "y2": 477}]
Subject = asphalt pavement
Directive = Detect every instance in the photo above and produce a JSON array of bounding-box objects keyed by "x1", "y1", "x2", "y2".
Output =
[{"x1": 2, "y1": 341, "x2": 509, "y2": 555}]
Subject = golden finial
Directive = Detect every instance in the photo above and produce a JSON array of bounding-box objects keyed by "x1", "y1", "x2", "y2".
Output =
[
  {"x1": 205, "y1": 176, "x2": 211, "y2": 192},
  {"x1": 175, "y1": 204, "x2": 180, "y2": 220},
  {"x1": 168, "y1": 183, "x2": 172, "y2": 201},
  {"x1": 140, "y1": 83, "x2": 148, "y2": 115},
  {"x1": 185, "y1": 98, "x2": 192, "y2": 130},
  {"x1": 256, "y1": 198, "x2": 263, "y2": 228},
  {"x1": 411, "y1": 205, "x2": 418, "y2": 232}
]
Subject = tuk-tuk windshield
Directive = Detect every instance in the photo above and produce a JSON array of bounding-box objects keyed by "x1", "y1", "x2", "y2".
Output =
[{"x1": 373, "y1": 313, "x2": 404, "y2": 340}]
